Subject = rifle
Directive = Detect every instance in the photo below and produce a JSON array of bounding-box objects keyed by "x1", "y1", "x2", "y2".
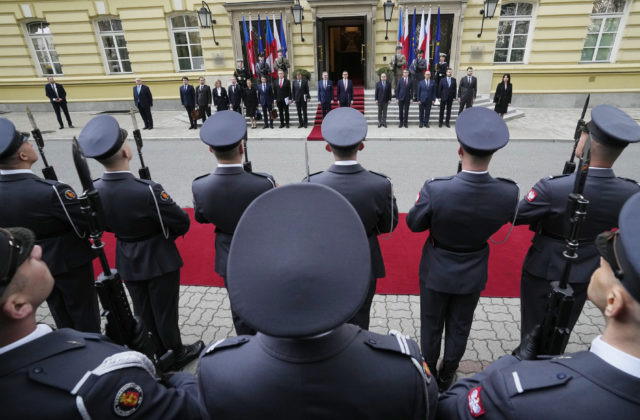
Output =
[
  {"x1": 562, "y1": 94, "x2": 590, "y2": 175},
  {"x1": 243, "y1": 133, "x2": 252, "y2": 172},
  {"x1": 72, "y1": 138, "x2": 173, "y2": 370},
  {"x1": 130, "y1": 108, "x2": 151, "y2": 180},
  {"x1": 537, "y1": 131, "x2": 592, "y2": 356},
  {"x1": 26, "y1": 107, "x2": 57, "y2": 180}
]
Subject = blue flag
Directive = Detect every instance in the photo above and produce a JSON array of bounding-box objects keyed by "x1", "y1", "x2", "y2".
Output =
[
  {"x1": 280, "y1": 13, "x2": 287, "y2": 57},
  {"x1": 257, "y1": 14, "x2": 264, "y2": 53},
  {"x1": 409, "y1": 8, "x2": 416, "y2": 66},
  {"x1": 242, "y1": 15, "x2": 250, "y2": 45},
  {"x1": 434, "y1": 7, "x2": 441, "y2": 70}
]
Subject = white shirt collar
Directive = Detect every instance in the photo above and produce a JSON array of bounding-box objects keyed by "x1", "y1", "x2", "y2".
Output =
[
  {"x1": 462, "y1": 169, "x2": 488, "y2": 174},
  {"x1": 0, "y1": 324, "x2": 53, "y2": 356},
  {"x1": 589, "y1": 167, "x2": 611, "y2": 170},
  {"x1": 590, "y1": 335, "x2": 640, "y2": 379},
  {"x1": 334, "y1": 160, "x2": 358, "y2": 166},
  {"x1": 0, "y1": 169, "x2": 34, "y2": 175},
  {"x1": 217, "y1": 163, "x2": 243, "y2": 168},
  {"x1": 104, "y1": 170, "x2": 132, "y2": 174}
]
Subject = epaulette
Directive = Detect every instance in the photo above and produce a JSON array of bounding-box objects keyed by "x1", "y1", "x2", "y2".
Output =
[
  {"x1": 369, "y1": 170, "x2": 392, "y2": 182},
  {"x1": 618, "y1": 176, "x2": 640, "y2": 186},
  {"x1": 499, "y1": 358, "x2": 571, "y2": 398},
  {"x1": 363, "y1": 330, "x2": 432, "y2": 383},
  {"x1": 428, "y1": 176, "x2": 454, "y2": 183},
  {"x1": 134, "y1": 177, "x2": 154, "y2": 186},
  {"x1": 250, "y1": 171, "x2": 276, "y2": 187},
  {"x1": 193, "y1": 173, "x2": 210, "y2": 182},
  {"x1": 497, "y1": 177, "x2": 517, "y2": 185},
  {"x1": 33, "y1": 177, "x2": 58, "y2": 186},
  {"x1": 547, "y1": 174, "x2": 570, "y2": 181},
  {"x1": 304, "y1": 171, "x2": 324, "y2": 181},
  {"x1": 203, "y1": 336, "x2": 250, "y2": 356}
]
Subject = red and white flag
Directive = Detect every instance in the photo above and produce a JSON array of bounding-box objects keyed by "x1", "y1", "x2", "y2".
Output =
[{"x1": 402, "y1": 7, "x2": 410, "y2": 68}]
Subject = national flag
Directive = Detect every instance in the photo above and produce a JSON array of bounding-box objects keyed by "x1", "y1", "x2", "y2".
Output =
[
  {"x1": 257, "y1": 14, "x2": 263, "y2": 54},
  {"x1": 397, "y1": 6, "x2": 403, "y2": 45},
  {"x1": 408, "y1": 8, "x2": 417, "y2": 67},
  {"x1": 434, "y1": 7, "x2": 441, "y2": 71},
  {"x1": 402, "y1": 6, "x2": 409, "y2": 68},
  {"x1": 280, "y1": 13, "x2": 287, "y2": 57},
  {"x1": 244, "y1": 15, "x2": 256, "y2": 78},
  {"x1": 425, "y1": 8, "x2": 432, "y2": 70},
  {"x1": 265, "y1": 17, "x2": 277, "y2": 77},
  {"x1": 272, "y1": 14, "x2": 281, "y2": 53}
]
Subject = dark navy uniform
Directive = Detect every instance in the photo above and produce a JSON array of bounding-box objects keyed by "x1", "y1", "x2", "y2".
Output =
[
  {"x1": 515, "y1": 105, "x2": 640, "y2": 341},
  {"x1": 0, "y1": 118, "x2": 99, "y2": 333},
  {"x1": 192, "y1": 111, "x2": 276, "y2": 335},
  {"x1": 407, "y1": 107, "x2": 518, "y2": 388},
  {"x1": 434, "y1": 54, "x2": 448, "y2": 98},
  {"x1": 308, "y1": 107, "x2": 399, "y2": 330},
  {"x1": 198, "y1": 183, "x2": 437, "y2": 419}
]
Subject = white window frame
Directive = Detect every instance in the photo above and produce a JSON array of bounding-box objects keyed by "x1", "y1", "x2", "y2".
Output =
[
  {"x1": 493, "y1": 2, "x2": 536, "y2": 65},
  {"x1": 167, "y1": 13, "x2": 205, "y2": 72},
  {"x1": 94, "y1": 18, "x2": 132, "y2": 74},
  {"x1": 23, "y1": 20, "x2": 63, "y2": 76},
  {"x1": 580, "y1": 0, "x2": 630, "y2": 63}
]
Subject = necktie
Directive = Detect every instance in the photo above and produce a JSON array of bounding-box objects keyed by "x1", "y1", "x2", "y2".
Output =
[
  {"x1": 468, "y1": 76, "x2": 471, "y2": 84},
  {"x1": 448, "y1": 78, "x2": 451, "y2": 87},
  {"x1": 232, "y1": 85, "x2": 235, "y2": 93},
  {"x1": 263, "y1": 84, "x2": 265, "y2": 91},
  {"x1": 298, "y1": 81, "x2": 301, "y2": 88},
  {"x1": 382, "y1": 82, "x2": 385, "y2": 89},
  {"x1": 404, "y1": 78, "x2": 407, "y2": 86},
  {"x1": 324, "y1": 81, "x2": 327, "y2": 89},
  {"x1": 280, "y1": 80, "x2": 283, "y2": 88}
]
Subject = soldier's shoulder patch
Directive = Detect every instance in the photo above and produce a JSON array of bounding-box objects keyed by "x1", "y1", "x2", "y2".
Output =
[
  {"x1": 547, "y1": 174, "x2": 570, "y2": 181},
  {"x1": 525, "y1": 188, "x2": 538, "y2": 202},
  {"x1": 617, "y1": 176, "x2": 640, "y2": 186},
  {"x1": 204, "y1": 336, "x2": 250, "y2": 356},
  {"x1": 113, "y1": 382, "x2": 143, "y2": 417},
  {"x1": 63, "y1": 189, "x2": 76, "y2": 200},
  {"x1": 467, "y1": 386, "x2": 486, "y2": 418},
  {"x1": 159, "y1": 191, "x2": 170, "y2": 201},
  {"x1": 429, "y1": 176, "x2": 453, "y2": 183}
]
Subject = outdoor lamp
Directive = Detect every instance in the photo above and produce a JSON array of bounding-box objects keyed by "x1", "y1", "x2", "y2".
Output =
[
  {"x1": 477, "y1": 0, "x2": 499, "y2": 38},
  {"x1": 383, "y1": 0, "x2": 394, "y2": 40},
  {"x1": 292, "y1": 0, "x2": 305, "y2": 42},
  {"x1": 198, "y1": 1, "x2": 219, "y2": 45}
]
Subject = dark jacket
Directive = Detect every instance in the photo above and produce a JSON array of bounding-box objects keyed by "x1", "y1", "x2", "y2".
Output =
[
  {"x1": 243, "y1": 86, "x2": 259, "y2": 114},
  {"x1": 337, "y1": 78, "x2": 353, "y2": 104},
  {"x1": 133, "y1": 84, "x2": 153, "y2": 108},
  {"x1": 318, "y1": 79, "x2": 334, "y2": 105},
  {"x1": 292, "y1": 78, "x2": 310, "y2": 103},
  {"x1": 438, "y1": 77, "x2": 457, "y2": 102},
  {"x1": 417, "y1": 79, "x2": 437, "y2": 104},
  {"x1": 258, "y1": 82, "x2": 274, "y2": 106},
  {"x1": 213, "y1": 86, "x2": 228, "y2": 108},
  {"x1": 494, "y1": 82, "x2": 512, "y2": 109},
  {"x1": 375, "y1": 80, "x2": 392, "y2": 103},
  {"x1": 395, "y1": 77, "x2": 412, "y2": 102},
  {"x1": 180, "y1": 84, "x2": 196, "y2": 108},
  {"x1": 196, "y1": 84, "x2": 212, "y2": 107},
  {"x1": 458, "y1": 75, "x2": 477, "y2": 101},
  {"x1": 273, "y1": 78, "x2": 291, "y2": 102},
  {"x1": 45, "y1": 83, "x2": 67, "y2": 103},
  {"x1": 228, "y1": 84, "x2": 243, "y2": 107}
]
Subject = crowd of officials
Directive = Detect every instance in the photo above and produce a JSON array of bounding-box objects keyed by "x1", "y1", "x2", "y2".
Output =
[{"x1": 1, "y1": 59, "x2": 640, "y2": 418}]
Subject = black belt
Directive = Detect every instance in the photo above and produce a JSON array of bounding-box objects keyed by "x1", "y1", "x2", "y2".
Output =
[
  {"x1": 539, "y1": 230, "x2": 596, "y2": 244},
  {"x1": 429, "y1": 235, "x2": 487, "y2": 253}
]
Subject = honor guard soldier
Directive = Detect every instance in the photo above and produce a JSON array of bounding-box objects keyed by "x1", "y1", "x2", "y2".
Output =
[
  {"x1": 274, "y1": 49, "x2": 290, "y2": 76},
  {"x1": 0, "y1": 227, "x2": 206, "y2": 419},
  {"x1": 0, "y1": 118, "x2": 100, "y2": 333},
  {"x1": 435, "y1": 53, "x2": 448, "y2": 98},
  {"x1": 308, "y1": 107, "x2": 398, "y2": 330},
  {"x1": 515, "y1": 105, "x2": 640, "y2": 343},
  {"x1": 198, "y1": 183, "x2": 438, "y2": 419},
  {"x1": 438, "y1": 192, "x2": 640, "y2": 420},
  {"x1": 407, "y1": 107, "x2": 519, "y2": 391},
  {"x1": 192, "y1": 111, "x2": 276, "y2": 335},
  {"x1": 77, "y1": 115, "x2": 204, "y2": 370},
  {"x1": 410, "y1": 49, "x2": 428, "y2": 100},
  {"x1": 233, "y1": 58, "x2": 251, "y2": 90},
  {"x1": 389, "y1": 45, "x2": 406, "y2": 97},
  {"x1": 256, "y1": 53, "x2": 271, "y2": 83}
]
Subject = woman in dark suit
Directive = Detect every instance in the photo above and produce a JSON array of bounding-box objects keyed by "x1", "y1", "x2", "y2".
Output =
[
  {"x1": 212, "y1": 79, "x2": 228, "y2": 112},
  {"x1": 493, "y1": 73, "x2": 512, "y2": 118},
  {"x1": 243, "y1": 78, "x2": 259, "y2": 129}
]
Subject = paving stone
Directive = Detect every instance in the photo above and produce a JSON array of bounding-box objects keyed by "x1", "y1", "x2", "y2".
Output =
[{"x1": 487, "y1": 312, "x2": 514, "y2": 322}]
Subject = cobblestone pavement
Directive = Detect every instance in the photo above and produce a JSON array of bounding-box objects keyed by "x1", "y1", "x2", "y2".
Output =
[{"x1": 35, "y1": 286, "x2": 605, "y2": 377}]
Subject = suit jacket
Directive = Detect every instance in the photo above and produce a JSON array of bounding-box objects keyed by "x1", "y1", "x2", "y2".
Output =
[
  {"x1": 318, "y1": 80, "x2": 334, "y2": 105},
  {"x1": 213, "y1": 87, "x2": 228, "y2": 108},
  {"x1": 0, "y1": 172, "x2": 92, "y2": 275},
  {"x1": 494, "y1": 82, "x2": 512, "y2": 106},
  {"x1": 395, "y1": 77, "x2": 412, "y2": 102},
  {"x1": 407, "y1": 171, "x2": 518, "y2": 294},
  {"x1": 196, "y1": 84, "x2": 212, "y2": 107},
  {"x1": 258, "y1": 82, "x2": 274, "y2": 106},
  {"x1": 180, "y1": 84, "x2": 196, "y2": 107},
  {"x1": 228, "y1": 84, "x2": 243, "y2": 107},
  {"x1": 417, "y1": 79, "x2": 436, "y2": 104},
  {"x1": 133, "y1": 84, "x2": 153, "y2": 108},
  {"x1": 0, "y1": 328, "x2": 204, "y2": 419},
  {"x1": 292, "y1": 78, "x2": 310, "y2": 103},
  {"x1": 438, "y1": 351, "x2": 640, "y2": 420},
  {"x1": 192, "y1": 166, "x2": 276, "y2": 277},
  {"x1": 438, "y1": 77, "x2": 457, "y2": 102},
  {"x1": 198, "y1": 325, "x2": 437, "y2": 420},
  {"x1": 337, "y1": 79, "x2": 353, "y2": 104},
  {"x1": 375, "y1": 80, "x2": 392, "y2": 103},
  {"x1": 45, "y1": 83, "x2": 67, "y2": 103},
  {"x1": 94, "y1": 172, "x2": 190, "y2": 282},
  {"x1": 458, "y1": 75, "x2": 477, "y2": 101},
  {"x1": 515, "y1": 169, "x2": 639, "y2": 284},
  {"x1": 273, "y1": 78, "x2": 291, "y2": 102},
  {"x1": 308, "y1": 164, "x2": 398, "y2": 278}
]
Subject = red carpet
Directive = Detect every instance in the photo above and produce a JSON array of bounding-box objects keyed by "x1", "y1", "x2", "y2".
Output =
[
  {"x1": 93, "y1": 211, "x2": 532, "y2": 297},
  {"x1": 307, "y1": 85, "x2": 365, "y2": 141}
]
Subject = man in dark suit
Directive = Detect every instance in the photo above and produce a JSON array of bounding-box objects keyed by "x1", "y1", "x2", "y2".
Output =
[
  {"x1": 318, "y1": 71, "x2": 334, "y2": 119},
  {"x1": 458, "y1": 66, "x2": 477, "y2": 114},
  {"x1": 198, "y1": 182, "x2": 437, "y2": 419},
  {"x1": 0, "y1": 118, "x2": 99, "y2": 333},
  {"x1": 309, "y1": 108, "x2": 398, "y2": 330},
  {"x1": 337, "y1": 70, "x2": 353, "y2": 108},
  {"x1": 375, "y1": 72, "x2": 392, "y2": 127},
  {"x1": 180, "y1": 77, "x2": 197, "y2": 129},
  {"x1": 258, "y1": 75, "x2": 274, "y2": 129},
  {"x1": 438, "y1": 192, "x2": 640, "y2": 420},
  {"x1": 291, "y1": 71, "x2": 309, "y2": 128},
  {"x1": 228, "y1": 76, "x2": 243, "y2": 114},
  {"x1": 0, "y1": 227, "x2": 206, "y2": 420},
  {"x1": 395, "y1": 69, "x2": 412, "y2": 128},
  {"x1": 417, "y1": 70, "x2": 437, "y2": 128},
  {"x1": 438, "y1": 68, "x2": 457, "y2": 128},
  {"x1": 77, "y1": 115, "x2": 204, "y2": 371},
  {"x1": 45, "y1": 76, "x2": 73, "y2": 129},
  {"x1": 515, "y1": 105, "x2": 640, "y2": 344},
  {"x1": 410, "y1": 49, "x2": 428, "y2": 101},
  {"x1": 273, "y1": 69, "x2": 291, "y2": 128},
  {"x1": 192, "y1": 111, "x2": 276, "y2": 334},
  {"x1": 407, "y1": 108, "x2": 519, "y2": 391},
  {"x1": 133, "y1": 77, "x2": 153, "y2": 130},
  {"x1": 196, "y1": 76, "x2": 212, "y2": 124}
]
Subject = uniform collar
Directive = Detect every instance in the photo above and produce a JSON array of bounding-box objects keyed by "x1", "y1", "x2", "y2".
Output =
[
  {"x1": 0, "y1": 169, "x2": 34, "y2": 175},
  {"x1": 462, "y1": 169, "x2": 488, "y2": 175},
  {"x1": 101, "y1": 171, "x2": 134, "y2": 180},
  {"x1": 587, "y1": 167, "x2": 614, "y2": 178},
  {"x1": 334, "y1": 160, "x2": 358, "y2": 166},
  {"x1": 214, "y1": 166, "x2": 244, "y2": 175},
  {"x1": 590, "y1": 335, "x2": 640, "y2": 379},
  {"x1": 217, "y1": 163, "x2": 243, "y2": 168},
  {"x1": 329, "y1": 163, "x2": 364, "y2": 174},
  {"x1": 457, "y1": 170, "x2": 491, "y2": 182},
  {"x1": 0, "y1": 324, "x2": 52, "y2": 356}
]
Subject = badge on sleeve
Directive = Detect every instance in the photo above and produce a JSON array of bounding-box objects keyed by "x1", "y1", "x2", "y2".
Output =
[
  {"x1": 467, "y1": 386, "x2": 486, "y2": 418},
  {"x1": 159, "y1": 191, "x2": 169, "y2": 201},
  {"x1": 64, "y1": 189, "x2": 76, "y2": 200},
  {"x1": 113, "y1": 383, "x2": 143, "y2": 417},
  {"x1": 525, "y1": 189, "x2": 537, "y2": 202}
]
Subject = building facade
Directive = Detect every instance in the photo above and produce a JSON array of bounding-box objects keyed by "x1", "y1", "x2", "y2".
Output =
[{"x1": 0, "y1": 0, "x2": 638, "y2": 108}]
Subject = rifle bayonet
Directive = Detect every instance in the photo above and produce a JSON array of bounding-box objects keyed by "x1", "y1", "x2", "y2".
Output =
[{"x1": 26, "y1": 107, "x2": 57, "y2": 180}]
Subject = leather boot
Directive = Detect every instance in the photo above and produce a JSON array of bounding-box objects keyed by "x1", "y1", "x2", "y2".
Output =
[{"x1": 438, "y1": 360, "x2": 459, "y2": 392}]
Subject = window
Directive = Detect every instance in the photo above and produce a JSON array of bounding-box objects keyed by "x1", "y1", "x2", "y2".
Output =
[
  {"x1": 581, "y1": 0, "x2": 627, "y2": 62},
  {"x1": 170, "y1": 15, "x2": 204, "y2": 71},
  {"x1": 493, "y1": 3, "x2": 533, "y2": 63},
  {"x1": 96, "y1": 19, "x2": 131, "y2": 73},
  {"x1": 26, "y1": 21, "x2": 62, "y2": 75}
]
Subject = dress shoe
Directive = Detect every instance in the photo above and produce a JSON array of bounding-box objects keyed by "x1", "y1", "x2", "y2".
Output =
[
  {"x1": 437, "y1": 361, "x2": 459, "y2": 392},
  {"x1": 286, "y1": 124, "x2": 290, "y2": 128},
  {"x1": 425, "y1": 123, "x2": 430, "y2": 128},
  {"x1": 263, "y1": 125, "x2": 268, "y2": 129},
  {"x1": 398, "y1": 124, "x2": 403, "y2": 128},
  {"x1": 270, "y1": 124, "x2": 274, "y2": 129},
  {"x1": 172, "y1": 340, "x2": 205, "y2": 371},
  {"x1": 439, "y1": 123, "x2": 443, "y2": 128},
  {"x1": 304, "y1": 123, "x2": 308, "y2": 128},
  {"x1": 298, "y1": 124, "x2": 303, "y2": 128},
  {"x1": 404, "y1": 123, "x2": 408, "y2": 128},
  {"x1": 143, "y1": 127, "x2": 149, "y2": 130},
  {"x1": 378, "y1": 123, "x2": 382, "y2": 128},
  {"x1": 279, "y1": 124, "x2": 285, "y2": 128},
  {"x1": 59, "y1": 126, "x2": 64, "y2": 129},
  {"x1": 148, "y1": 126, "x2": 153, "y2": 130},
  {"x1": 383, "y1": 123, "x2": 387, "y2": 128},
  {"x1": 68, "y1": 124, "x2": 74, "y2": 128},
  {"x1": 419, "y1": 124, "x2": 423, "y2": 128},
  {"x1": 445, "y1": 123, "x2": 451, "y2": 128}
]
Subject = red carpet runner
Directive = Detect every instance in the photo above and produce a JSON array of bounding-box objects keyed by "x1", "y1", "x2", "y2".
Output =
[
  {"x1": 307, "y1": 85, "x2": 365, "y2": 141},
  {"x1": 93, "y1": 210, "x2": 533, "y2": 297}
]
